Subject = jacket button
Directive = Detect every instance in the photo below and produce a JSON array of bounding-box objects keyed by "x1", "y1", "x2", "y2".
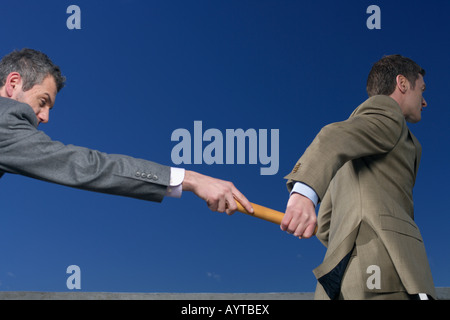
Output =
[{"x1": 135, "y1": 171, "x2": 141, "y2": 177}]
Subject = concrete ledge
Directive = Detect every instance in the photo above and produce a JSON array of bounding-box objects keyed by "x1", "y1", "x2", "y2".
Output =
[
  {"x1": 0, "y1": 288, "x2": 448, "y2": 300},
  {"x1": 0, "y1": 291, "x2": 314, "y2": 300}
]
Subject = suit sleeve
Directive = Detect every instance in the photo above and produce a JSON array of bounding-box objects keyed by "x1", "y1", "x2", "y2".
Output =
[
  {"x1": 284, "y1": 96, "x2": 404, "y2": 201},
  {"x1": 0, "y1": 99, "x2": 171, "y2": 202}
]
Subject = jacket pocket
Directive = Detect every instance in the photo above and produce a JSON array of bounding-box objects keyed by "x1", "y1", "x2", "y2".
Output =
[{"x1": 380, "y1": 214, "x2": 423, "y2": 242}]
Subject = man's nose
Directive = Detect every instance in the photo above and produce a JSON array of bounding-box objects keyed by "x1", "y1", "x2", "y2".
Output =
[
  {"x1": 38, "y1": 108, "x2": 50, "y2": 124},
  {"x1": 422, "y1": 97, "x2": 427, "y2": 108}
]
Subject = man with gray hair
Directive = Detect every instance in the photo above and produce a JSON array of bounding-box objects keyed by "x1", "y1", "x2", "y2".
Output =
[{"x1": 0, "y1": 48, "x2": 253, "y2": 216}]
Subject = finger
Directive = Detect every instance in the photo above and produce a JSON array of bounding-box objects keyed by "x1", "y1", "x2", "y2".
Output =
[
  {"x1": 293, "y1": 218, "x2": 317, "y2": 238},
  {"x1": 216, "y1": 196, "x2": 227, "y2": 213},
  {"x1": 232, "y1": 189, "x2": 254, "y2": 214},
  {"x1": 293, "y1": 221, "x2": 307, "y2": 238},
  {"x1": 280, "y1": 211, "x2": 292, "y2": 231},
  {"x1": 289, "y1": 209, "x2": 311, "y2": 236},
  {"x1": 225, "y1": 197, "x2": 237, "y2": 215},
  {"x1": 206, "y1": 198, "x2": 218, "y2": 212},
  {"x1": 302, "y1": 223, "x2": 317, "y2": 239}
]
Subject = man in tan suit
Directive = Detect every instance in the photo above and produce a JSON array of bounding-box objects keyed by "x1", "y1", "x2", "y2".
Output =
[{"x1": 282, "y1": 55, "x2": 435, "y2": 300}]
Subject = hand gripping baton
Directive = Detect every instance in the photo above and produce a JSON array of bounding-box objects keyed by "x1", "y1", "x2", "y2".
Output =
[{"x1": 234, "y1": 200, "x2": 317, "y2": 236}]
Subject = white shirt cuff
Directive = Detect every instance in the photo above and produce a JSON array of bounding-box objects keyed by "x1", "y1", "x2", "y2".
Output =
[
  {"x1": 166, "y1": 167, "x2": 185, "y2": 198},
  {"x1": 291, "y1": 182, "x2": 319, "y2": 207}
]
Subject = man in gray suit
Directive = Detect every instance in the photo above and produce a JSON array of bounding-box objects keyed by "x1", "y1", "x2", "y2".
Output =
[{"x1": 0, "y1": 48, "x2": 253, "y2": 215}]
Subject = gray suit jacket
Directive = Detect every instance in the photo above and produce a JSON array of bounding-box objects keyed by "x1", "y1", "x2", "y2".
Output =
[
  {"x1": 285, "y1": 95, "x2": 435, "y2": 299},
  {"x1": 0, "y1": 97, "x2": 170, "y2": 202}
]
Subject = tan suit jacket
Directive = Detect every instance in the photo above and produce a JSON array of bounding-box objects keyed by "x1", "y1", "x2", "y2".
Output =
[{"x1": 285, "y1": 95, "x2": 435, "y2": 299}]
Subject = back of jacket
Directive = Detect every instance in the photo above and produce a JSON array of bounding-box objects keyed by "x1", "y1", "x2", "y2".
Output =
[{"x1": 285, "y1": 95, "x2": 435, "y2": 298}]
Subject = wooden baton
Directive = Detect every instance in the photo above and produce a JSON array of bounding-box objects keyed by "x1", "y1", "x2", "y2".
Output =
[{"x1": 234, "y1": 200, "x2": 317, "y2": 236}]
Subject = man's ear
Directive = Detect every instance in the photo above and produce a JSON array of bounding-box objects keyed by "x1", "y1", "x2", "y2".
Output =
[
  {"x1": 4, "y1": 72, "x2": 23, "y2": 98},
  {"x1": 395, "y1": 74, "x2": 409, "y2": 94}
]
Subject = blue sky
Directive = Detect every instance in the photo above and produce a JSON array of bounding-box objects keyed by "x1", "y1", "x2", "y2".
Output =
[{"x1": 0, "y1": 0, "x2": 449, "y2": 293}]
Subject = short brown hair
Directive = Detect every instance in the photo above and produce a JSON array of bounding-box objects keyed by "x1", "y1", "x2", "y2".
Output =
[{"x1": 366, "y1": 54, "x2": 425, "y2": 97}]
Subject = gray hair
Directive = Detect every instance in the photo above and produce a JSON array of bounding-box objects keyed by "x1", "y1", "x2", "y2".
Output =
[{"x1": 0, "y1": 48, "x2": 66, "y2": 92}]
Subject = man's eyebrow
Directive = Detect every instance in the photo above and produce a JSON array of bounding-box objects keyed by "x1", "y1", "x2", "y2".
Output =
[{"x1": 44, "y1": 93, "x2": 54, "y2": 108}]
